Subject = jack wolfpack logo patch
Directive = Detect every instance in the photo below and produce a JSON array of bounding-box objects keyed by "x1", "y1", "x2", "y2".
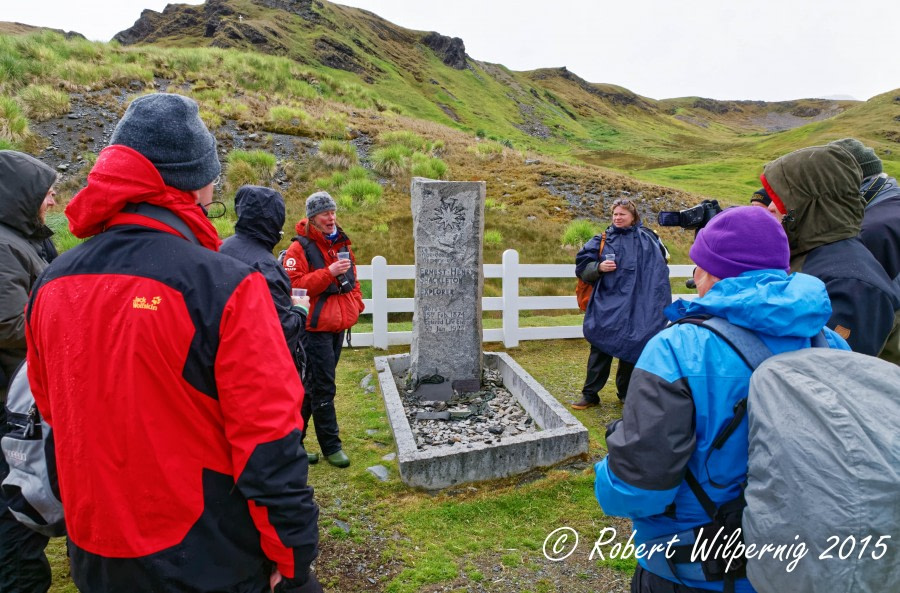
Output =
[{"x1": 133, "y1": 296, "x2": 163, "y2": 311}]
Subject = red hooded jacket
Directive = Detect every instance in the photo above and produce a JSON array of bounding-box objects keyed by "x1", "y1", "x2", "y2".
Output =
[
  {"x1": 282, "y1": 218, "x2": 364, "y2": 333},
  {"x1": 25, "y1": 146, "x2": 318, "y2": 592}
]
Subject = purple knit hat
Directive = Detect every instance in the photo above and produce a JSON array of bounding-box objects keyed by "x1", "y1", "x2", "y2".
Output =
[{"x1": 689, "y1": 206, "x2": 790, "y2": 279}]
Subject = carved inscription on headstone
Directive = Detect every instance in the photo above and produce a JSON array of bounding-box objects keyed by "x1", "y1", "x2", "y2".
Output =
[{"x1": 409, "y1": 178, "x2": 485, "y2": 387}]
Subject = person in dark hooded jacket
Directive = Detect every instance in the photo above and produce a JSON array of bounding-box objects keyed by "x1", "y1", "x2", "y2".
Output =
[
  {"x1": 829, "y1": 138, "x2": 900, "y2": 285},
  {"x1": 761, "y1": 144, "x2": 900, "y2": 362},
  {"x1": 221, "y1": 185, "x2": 308, "y2": 384},
  {"x1": 571, "y1": 198, "x2": 671, "y2": 409},
  {"x1": 0, "y1": 150, "x2": 57, "y2": 593}
]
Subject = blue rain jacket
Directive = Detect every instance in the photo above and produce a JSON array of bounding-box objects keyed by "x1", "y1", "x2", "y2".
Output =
[
  {"x1": 595, "y1": 270, "x2": 849, "y2": 591},
  {"x1": 576, "y1": 222, "x2": 671, "y2": 362}
]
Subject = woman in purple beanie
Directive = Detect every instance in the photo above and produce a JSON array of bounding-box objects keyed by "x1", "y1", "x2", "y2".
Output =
[{"x1": 595, "y1": 206, "x2": 850, "y2": 593}]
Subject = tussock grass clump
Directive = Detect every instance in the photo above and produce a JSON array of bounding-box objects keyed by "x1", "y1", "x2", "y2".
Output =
[
  {"x1": 225, "y1": 150, "x2": 277, "y2": 188},
  {"x1": 484, "y1": 229, "x2": 503, "y2": 247},
  {"x1": 562, "y1": 219, "x2": 603, "y2": 247},
  {"x1": 0, "y1": 96, "x2": 29, "y2": 142},
  {"x1": 313, "y1": 166, "x2": 382, "y2": 211},
  {"x1": 314, "y1": 111, "x2": 348, "y2": 139},
  {"x1": 268, "y1": 105, "x2": 310, "y2": 126},
  {"x1": 44, "y1": 212, "x2": 83, "y2": 252},
  {"x1": 378, "y1": 130, "x2": 428, "y2": 152},
  {"x1": 18, "y1": 85, "x2": 70, "y2": 122},
  {"x1": 410, "y1": 153, "x2": 448, "y2": 180},
  {"x1": 339, "y1": 178, "x2": 383, "y2": 209},
  {"x1": 469, "y1": 141, "x2": 505, "y2": 161},
  {"x1": 318, "y1": 139, "x2": 358, "y2": 169},
  {"x1": 264, "y1": 105, "x2": 312, "y2": 135},
  {"x1": 371, "y1": 144, "x2": 412, "y2": 177},
  {"x1": 485, "y1": 198, "x2": 507, "y2": 212}
]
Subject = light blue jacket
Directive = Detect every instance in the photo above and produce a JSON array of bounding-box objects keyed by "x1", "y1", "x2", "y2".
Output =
[{"x1": 595, "y1": 270, "x2": 849, "y2": 591}]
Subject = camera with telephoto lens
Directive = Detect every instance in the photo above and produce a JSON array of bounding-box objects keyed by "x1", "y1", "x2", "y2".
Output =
[
  {"x1": 657, "y1": 199, "x2": 723, "y2": 290},
  {"x1": 657, "y1": 199, "x2": 722, "y2": 230}
]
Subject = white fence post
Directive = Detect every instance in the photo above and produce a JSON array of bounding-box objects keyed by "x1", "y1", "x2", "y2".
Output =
[
  {"x1": 502, "y1": 249, "x2": 520, "y2": 348},
  {"x1": 371, "y1": 256, "x2": 389, "y2": 350}
]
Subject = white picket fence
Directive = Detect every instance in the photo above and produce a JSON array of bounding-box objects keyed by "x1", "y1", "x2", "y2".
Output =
[{"x1": 350, "y1": 249, "x2": 695, "y2": 349}]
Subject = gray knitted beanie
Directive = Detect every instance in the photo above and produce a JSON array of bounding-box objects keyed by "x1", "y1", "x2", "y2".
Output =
[
  {"x1": 306, "y1": 191, "x2": 337, "y2": 218},
  {"x1": 829, "y1": 138, "x2": 882, "y2": 178},
  {"x1": 110, "y1": 93, "x2": 221, "y2": 191}
]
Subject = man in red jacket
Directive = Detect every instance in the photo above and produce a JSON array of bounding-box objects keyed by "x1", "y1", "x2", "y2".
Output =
[
  {"x1": 283, "y1": 192, "x2": 364, "y2": 468},
  {"x1": 25, "y1": 93, "x2": 321, "y2": 593}
]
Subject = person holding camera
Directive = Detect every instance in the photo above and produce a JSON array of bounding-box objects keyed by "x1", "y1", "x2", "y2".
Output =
[
  {"x1": 571, "y1": 198, "x2": 671, "y2": 409},
  {"x1": 283, "y1": 192, "x2": 364, "y2": 468}
]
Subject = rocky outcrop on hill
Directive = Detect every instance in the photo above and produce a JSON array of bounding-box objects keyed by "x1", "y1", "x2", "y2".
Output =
[
  {"x1": 422, "y1": 32, "x2": 467, "y2": 69},
  {"x1": 255, "y1": 0, "x2": 323, "y2": 22},
  {"x1": 114, "y1": 0, "x2": 321, "y2": 46},
  {"x1": 532, "y1": 67, "x2": 654, "y2": 111}
]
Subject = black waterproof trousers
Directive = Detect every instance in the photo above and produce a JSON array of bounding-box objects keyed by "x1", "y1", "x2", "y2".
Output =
[
  {"x1": 0, "y1": 458, "x2": 51, "y2": 593},
  {"x1": 302, "y1": 331, "x2": 344, "y2": 456},
  {"x1": 581, "y1": 344, "x2": 635, "y2": 403}
]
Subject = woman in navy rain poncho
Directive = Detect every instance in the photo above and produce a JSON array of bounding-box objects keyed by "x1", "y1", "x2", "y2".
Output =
[{"x1": 571, "y1": 198, "x2": 671, "y2": 409}]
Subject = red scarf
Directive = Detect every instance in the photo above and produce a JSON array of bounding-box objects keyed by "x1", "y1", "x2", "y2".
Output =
[{"x1": 66, "y1": 145, "x2": 221, "y2": 251}]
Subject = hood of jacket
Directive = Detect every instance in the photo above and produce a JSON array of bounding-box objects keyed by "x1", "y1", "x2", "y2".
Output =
[
  {"x1": 0, "y1": 150, "x2": 56, "y2": 240},
  {"x1": 65, "y1": 145, "x2": 221, "y2": 251},
  {"x1": 234, "y1": 185, "x2": 285, "y2": 250},
  {"x1": 666, "y1": 269, "x2": 833, "y2": 339},
  {"x1": 762, "y1": 145, "x2": 863, "y2": 256}
]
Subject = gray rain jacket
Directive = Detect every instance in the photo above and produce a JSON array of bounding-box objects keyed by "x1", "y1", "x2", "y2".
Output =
[{"x1": 0, "y1": 151, "x2": 56, "y2": 385}]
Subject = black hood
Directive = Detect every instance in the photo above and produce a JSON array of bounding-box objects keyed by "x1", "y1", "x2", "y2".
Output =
[
  {"x1": 0, "y1": 150, "x2": 56, "y2": 239},
  {"x1": 233, "y1": 185, "x2": 286, "y2": 250}
]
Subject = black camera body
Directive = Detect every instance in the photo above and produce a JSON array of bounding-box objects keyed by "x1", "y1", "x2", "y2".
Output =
[{"x1": 658, "y1": 199, "x2": 722, "y2": 230}]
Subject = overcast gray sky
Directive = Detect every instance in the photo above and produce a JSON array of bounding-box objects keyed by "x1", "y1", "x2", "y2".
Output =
[{"x1": 4, "y1": 0, "x2": 899, "y2": 102}]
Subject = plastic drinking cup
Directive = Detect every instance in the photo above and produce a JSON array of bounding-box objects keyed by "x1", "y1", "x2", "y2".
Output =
[
  {"x1": 337, "y1": 252, "x2": 350, "y2": 261},
  {"x1": 292, "y1": 288, "x2": 307, "y2": 298},
  {"x1": 604, "y1": 254, "x2": 616, "y2": 262}
]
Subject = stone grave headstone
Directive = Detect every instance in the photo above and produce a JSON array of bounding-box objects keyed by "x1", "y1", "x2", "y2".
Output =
[{"x1": 409, "y1": 177, "x2": 486, "y2": 392}]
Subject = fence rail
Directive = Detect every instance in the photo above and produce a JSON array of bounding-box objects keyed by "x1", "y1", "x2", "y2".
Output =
[{"x1": 353, "y1": 249, "x2": 695, "y2": 349}]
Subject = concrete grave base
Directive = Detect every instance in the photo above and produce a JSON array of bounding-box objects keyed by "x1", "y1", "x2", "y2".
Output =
[{"x1": 375, "y1": 351, "x2": 589, "y2": 490}]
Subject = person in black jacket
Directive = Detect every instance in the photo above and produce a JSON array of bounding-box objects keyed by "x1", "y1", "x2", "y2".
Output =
[
  {"x1": 761, "y1": 144, "x2": 900, "y2": 362},
  {"x1": 221, "y1": 185, "x2": 311, "y2": 408},
  {"x1": 0, "y1": 150, "x2": 57, "y2": 593},
  {"x1": 829, "y1": 138, "x2": 900, "y2": 285}
]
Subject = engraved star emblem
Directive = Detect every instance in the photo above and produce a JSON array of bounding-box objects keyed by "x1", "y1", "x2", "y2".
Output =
[{"x1": 431, "y1": 200, "x2": 465, "y2": 233}]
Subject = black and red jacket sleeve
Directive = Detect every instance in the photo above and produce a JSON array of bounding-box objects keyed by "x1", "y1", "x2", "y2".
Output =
[{"x1": 215, "y1": 272, "x2": 319, "y2": 581}]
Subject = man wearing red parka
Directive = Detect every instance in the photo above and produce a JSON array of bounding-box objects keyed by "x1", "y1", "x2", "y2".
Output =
[
  {"x1": 25, "y1": 93, "x2": 321, "y2": 593},
  {"x1": 282, "y1": 192, "x2": 364, "y2": 468}
]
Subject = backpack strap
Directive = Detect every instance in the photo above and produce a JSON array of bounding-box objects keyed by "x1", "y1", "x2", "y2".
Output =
[
  {"x1": 293, "y1": 236, "x2": 335, "y2": 329},
  {"x1": 121, "y1": 203, "x2": 200, "y2": 246},
  {"x1": 675, "y1": 316, "x2": 773, "y2": 371}
]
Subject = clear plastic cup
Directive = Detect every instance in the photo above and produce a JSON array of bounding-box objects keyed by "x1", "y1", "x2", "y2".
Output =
[
  {"x1": 292, "y1": 288, "x2": 307, "y2": 298},
  {"x1": 604, "y1": 254, "x2": 616, "y2": 262},
  {"x1": 337, "y1": 252, "x2": 350, "y2": 261}
]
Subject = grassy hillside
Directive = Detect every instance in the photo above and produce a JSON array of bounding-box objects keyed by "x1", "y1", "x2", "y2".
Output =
[{"x1": 0, "y1": 0, "x2": 897, "y2": 269}]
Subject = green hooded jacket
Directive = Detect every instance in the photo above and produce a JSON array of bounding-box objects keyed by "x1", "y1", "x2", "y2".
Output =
[
  {"x1": 763, "y1": 144, "x2": 900, "y2": 362},
  {"x1": 763, "y1": 144, "x2": 863, "y2": 263}
]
